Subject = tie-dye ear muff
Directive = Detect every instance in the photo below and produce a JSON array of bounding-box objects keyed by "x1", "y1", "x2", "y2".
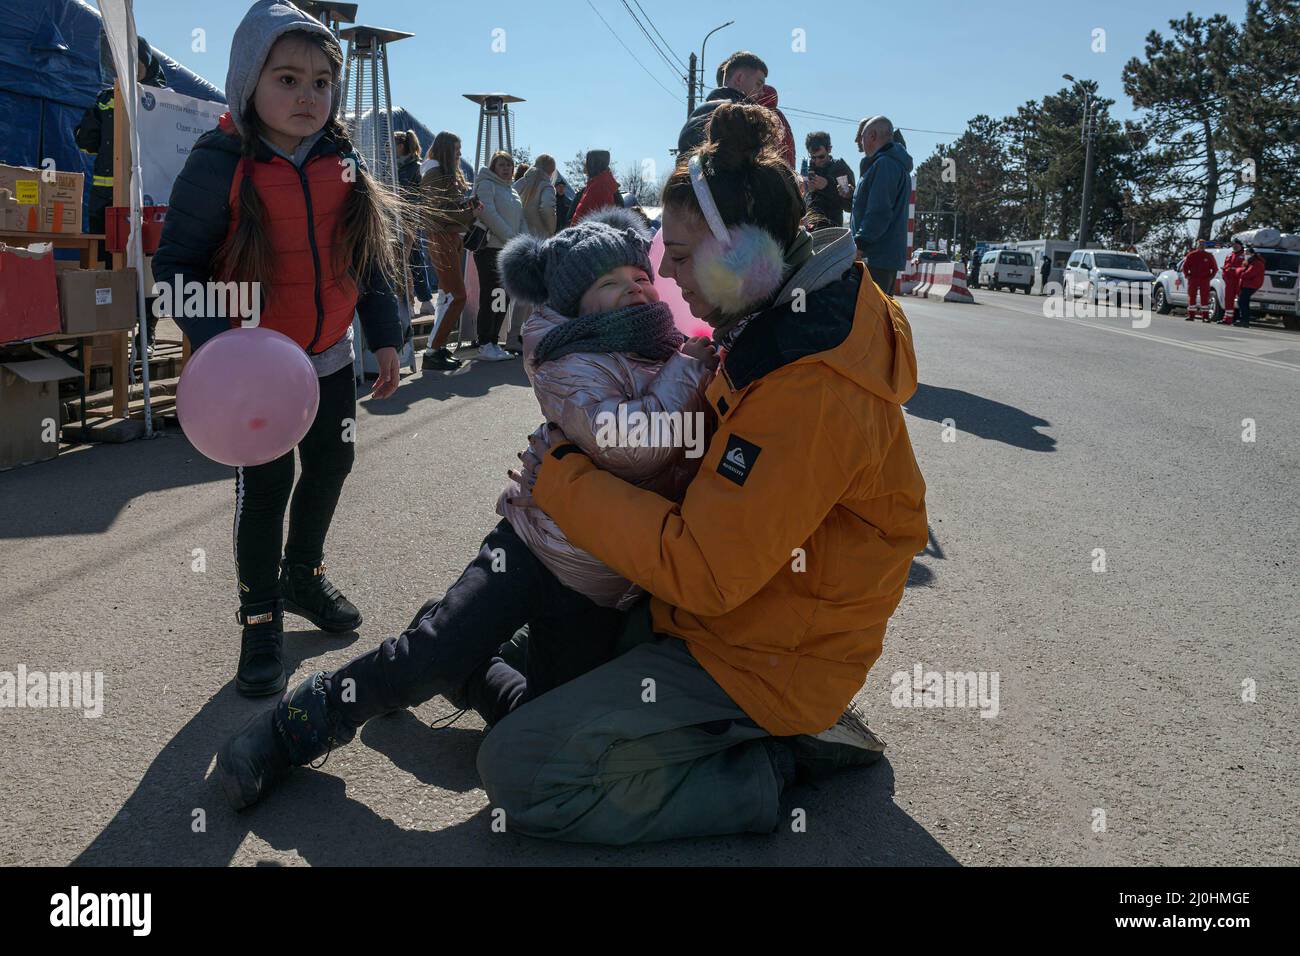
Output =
[{"x1": 687, "y1": 154, "x2": 786, "y2": 315}]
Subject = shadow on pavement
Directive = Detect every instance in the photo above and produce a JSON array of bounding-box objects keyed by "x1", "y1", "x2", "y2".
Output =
[
  {"x1": 907, "y1": 524, "x2": 944, "y2": 588},
  {"x1": 74, "y1": 677, "x2": 956, "y2": 866},
  {"x1": 0, "y1": 430, "x2": 229, "y2": 540},
  {"x1": 904, "y1": 383, "x2": 1056, "y2": 452},
  {"x1": 358, "y1": 355, "x2": 530, "y2": 418}
]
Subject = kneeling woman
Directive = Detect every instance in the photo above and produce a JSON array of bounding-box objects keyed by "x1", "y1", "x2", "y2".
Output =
[{"x1": 475, "y1": 103, "x2": 929, "y2": 844}]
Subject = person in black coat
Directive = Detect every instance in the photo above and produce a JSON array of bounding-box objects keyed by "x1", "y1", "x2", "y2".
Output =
[
  {"x1": 75, "y1": 36, "x2": 167, "y2": 236},
  {"x1": 803, "y1": 131, "x2": 854, "y2": 225}
]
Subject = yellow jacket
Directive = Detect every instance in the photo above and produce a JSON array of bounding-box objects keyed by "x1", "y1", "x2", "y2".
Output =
[{"x1": 533, "y1": 260, "x2": 928, "y2": 735}]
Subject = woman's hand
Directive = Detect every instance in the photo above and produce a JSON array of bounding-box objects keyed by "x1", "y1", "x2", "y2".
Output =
[
  {"x1": 370, "y1": 347, "x2": 400, "y2": 399},
  {"x1": 681, "y1": 336, "x2": 718, "y2": 369},
  {"x1": 506, "y1": 423, "x2": 571, "y2": 508}
]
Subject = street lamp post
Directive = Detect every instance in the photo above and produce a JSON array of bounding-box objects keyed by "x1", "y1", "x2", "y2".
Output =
[{"x1": 699, "y1": 20, "x2": 734, "y2": 106}]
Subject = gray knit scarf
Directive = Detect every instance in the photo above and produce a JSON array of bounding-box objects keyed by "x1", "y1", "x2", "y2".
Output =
[{"x1": 533, "y1": 301, "x2": 684, "y2": 365}]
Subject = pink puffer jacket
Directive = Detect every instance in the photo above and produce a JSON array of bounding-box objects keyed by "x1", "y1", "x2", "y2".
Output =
[{"x1": 497, "y1": 305, "x2": 715, "y2": 608}]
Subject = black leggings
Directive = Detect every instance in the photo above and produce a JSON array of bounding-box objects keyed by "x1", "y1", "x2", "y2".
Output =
[
  {"x1": 473, "y1": 247, "x2": 508, "y2": 345},
  {"x1": 323, "y1": 520, "x2": 625, "y2": 729},
  {"x1": 234, "y1": 363, "x2": 357, "y2": 606}
]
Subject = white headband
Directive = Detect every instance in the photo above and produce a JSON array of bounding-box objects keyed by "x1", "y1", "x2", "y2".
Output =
[{"x1": 688, "y1": 154, "x2": 731, "y2": 245}]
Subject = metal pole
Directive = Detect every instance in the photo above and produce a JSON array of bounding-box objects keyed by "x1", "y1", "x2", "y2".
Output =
[
  {"x1": 1078, "y1": 101, "x2": 1096, "y2": 245},
  {"x1": 699, "y1": 20, "x2": 733, "y2": 96},
  {"x1": 687, "y1": 52, "x2": 697, "y2": 116}
]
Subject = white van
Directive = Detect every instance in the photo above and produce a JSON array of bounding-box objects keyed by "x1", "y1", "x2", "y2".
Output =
[{"x1": 976, "y1": 249, "x2": 1035, "y2": 293}]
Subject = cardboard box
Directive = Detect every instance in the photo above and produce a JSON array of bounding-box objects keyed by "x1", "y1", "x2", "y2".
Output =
[
  {"x1": 0, "y1": 357, "x2": 80, "y2": 470},
  {"x1": 0, "y1": 242, "x2": 60, "y2": 343},
  {"x1": 0, "y1": 163, "x2": 85, "y2": 234},
  {"x1": 40, "y1": 171, "x2": 85, "y2": 233},
  {"x1": 58, "y1": 269, "x2": 138, "y2": 334}
]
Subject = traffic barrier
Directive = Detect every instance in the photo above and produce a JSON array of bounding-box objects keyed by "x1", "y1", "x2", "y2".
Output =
[{"x1": 900, "y1": 261, "x2": 974, "y2": 303}]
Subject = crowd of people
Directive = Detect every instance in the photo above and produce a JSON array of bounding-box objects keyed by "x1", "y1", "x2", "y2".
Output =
[
  {"x1": 155, "y1": 0, "x2": 929, "y2": 847},
  {"x1": 387, "y1": 49, "x2": 916, "y2": 370}
]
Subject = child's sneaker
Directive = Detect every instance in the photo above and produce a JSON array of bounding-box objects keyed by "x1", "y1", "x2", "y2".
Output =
[
  {"x1": 218, "y1": 671, "x2": 357, "y2": 811},
  {"x1": 235, "y1": 600, "x2": 285, "y2": 697},
  {"x1": 280, "y1": 561, "x2": 362, "y2": 633}
]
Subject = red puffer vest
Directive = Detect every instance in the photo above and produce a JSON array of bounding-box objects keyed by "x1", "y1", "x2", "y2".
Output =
[{"x1": 219, "y1": 114, "x2": 358, "y2": 353}]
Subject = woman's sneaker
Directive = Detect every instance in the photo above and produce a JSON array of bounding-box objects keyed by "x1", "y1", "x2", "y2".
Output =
[
  {"x1": 235, "y1": 600, "x2": 285, "y2": 697},
  {"x1": 279, "y1": 561, "x2": 362, "y2": 633},
  {"x1": 218, "y1": 671, "x2": 357, "y2": 811},
  {"x1": 476, "y1": 342, "x2": 513, "y2": 362},
  {"x1": 422, "y1": 346, "x2": 461, "y2": 371},
  {"x1": 788, "y1": 702, "x2": 886, "y2": 780}
]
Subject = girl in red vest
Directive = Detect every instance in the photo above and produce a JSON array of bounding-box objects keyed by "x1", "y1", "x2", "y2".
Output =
[{"x1": 153, "y1": 1, "x2": 404, "y2": 697}]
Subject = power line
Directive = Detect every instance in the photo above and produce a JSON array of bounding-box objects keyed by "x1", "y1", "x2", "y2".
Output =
[
  {"x1": 584, "y1": 0, "x2": 684, "y2": 104},
  {"x1": 632, "y1": 0, "x2": 688, "y2": 71},
  {"x1": 620, "y1": 0, "x2": 688, "y2": 86}
]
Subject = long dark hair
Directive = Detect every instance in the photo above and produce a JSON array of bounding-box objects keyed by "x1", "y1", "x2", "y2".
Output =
[
  {"x1": 216, "y1": 30, "x2": 403, "y2": 291},
  {"x1": 428, "y1": 131, "x2": 465, "y2": 192},
  {"x1": 661, "y1": 102, "x2": 804, "y2": 247}
]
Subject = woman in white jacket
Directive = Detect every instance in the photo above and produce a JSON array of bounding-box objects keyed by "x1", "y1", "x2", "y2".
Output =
[{"x1": 473, "y1": 151, "x2": 525, "y2": 360}]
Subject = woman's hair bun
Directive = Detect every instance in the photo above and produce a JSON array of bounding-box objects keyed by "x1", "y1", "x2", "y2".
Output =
[{"x1": 705, "y1": 103, "x2": 781, "y2": 171}]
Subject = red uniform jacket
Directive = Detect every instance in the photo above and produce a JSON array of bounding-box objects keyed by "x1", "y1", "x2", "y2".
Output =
[
  {"x1": 1240, "y1": 256, "x2": 1266, "y2": 290},
  {"x1": 1221, "y1": 251, "x2": 1245, "y2": 282},
  {"x1": 1180, "y1": 249, "x2": 1218, "y2": 282}
]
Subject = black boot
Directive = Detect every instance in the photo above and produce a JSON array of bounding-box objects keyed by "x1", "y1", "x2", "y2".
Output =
[
  {"x1": 217, "y1": 671, "x2": 357, "y2": 811},
  {"x1": 235, "y1": 600, "x2": 285, "y2": 697},
  {"x1": 280, "y1": 561, "x2": 362, "y2": 633}
]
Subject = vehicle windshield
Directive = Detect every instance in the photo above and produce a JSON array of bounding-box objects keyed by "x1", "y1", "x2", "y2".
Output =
[
  {"x1": 1260, "y1": 251, "x2": 1300, "y2": 273},
  {"x1": 1000, "y1": 252, "x2": 1032, "y2": 266},
  {"x1": 1093, "y1": 254, "x2": 1148, "y2": 272}
]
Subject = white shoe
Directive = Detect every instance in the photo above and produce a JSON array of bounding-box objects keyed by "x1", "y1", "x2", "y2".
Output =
[{"x1": 476, "y1": 342, "x2": 512, "y2": 362}]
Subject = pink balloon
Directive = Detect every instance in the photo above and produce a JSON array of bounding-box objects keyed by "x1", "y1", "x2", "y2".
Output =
[
  {"x1": 176, "y1": 327, "x2": 321, "y2": 467},
  {"x1": 649, "y1": 230, "x2": 713, "y2": 338}
]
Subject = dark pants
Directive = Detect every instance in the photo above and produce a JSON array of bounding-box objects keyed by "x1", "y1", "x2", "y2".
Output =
[
  {"x1": 1236, "y1": 287, "x2": 1257, "y2": 326},
  {"x1": 473, "y1": 247, "x2": 508, "y2": 345},
  {"x1": 409, "y1": 231, "x2": 435, "y2": 301},
  {"x1": 323, "y1": 520, "x2": 625, "y2": 730},
  {"x1": 233, "y1": 364, "x2": 356, "y2": 606},
  {"x1": 868, "y1": 266, "x2": 897, "y2": 296}
]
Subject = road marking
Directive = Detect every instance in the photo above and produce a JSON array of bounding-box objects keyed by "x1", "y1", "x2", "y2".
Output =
[{"x1": 927, "y1": 295, "x2": 1300, "y2": 372}]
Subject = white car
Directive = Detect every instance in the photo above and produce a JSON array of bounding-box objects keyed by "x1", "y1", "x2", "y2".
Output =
[
  {"x1": 1154, "y1": 245, "x2": 1300, "y2": 329},
  {"x1": 1064, "y1": 249, "x2": 1155, "y2": 305},
  {"x1": 975, "y1": 249, "x2": 1035, "y2": 293}
]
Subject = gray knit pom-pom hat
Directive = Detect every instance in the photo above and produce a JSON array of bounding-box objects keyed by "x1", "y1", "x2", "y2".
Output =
[{"x1": 500, "y1": 206, "x2": 654, "y2": 316}]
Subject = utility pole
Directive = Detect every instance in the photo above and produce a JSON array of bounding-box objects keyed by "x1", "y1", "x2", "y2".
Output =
[
  {"x1": 1078, "y1": 100, "x2": 1097, "y2": 246},
  {"x1": 687, "y1": 52, "x2": 697, "y2": 116}
]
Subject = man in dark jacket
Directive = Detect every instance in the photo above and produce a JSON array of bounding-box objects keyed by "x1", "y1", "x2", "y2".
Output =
[
  {"x1": 75, "y1": 36, "x2": 167, "y2": 236},
  {"x1": 850, "y1": 116, "x2": 914, "y2": 294},
  {"x1": 677, "y1": 51, "x2": 783, "y2": 155},
  {"x1": 804, "y1": 131, "x2": 854, "y2": 225}
]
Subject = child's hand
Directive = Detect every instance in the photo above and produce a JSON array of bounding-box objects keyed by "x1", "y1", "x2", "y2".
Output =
[
  {"x1": 370, "y1": 347, "x2": 400, "y2": 399},
  {"x1": 681, "y1": 336, "x2": 718, "y2": 368}
]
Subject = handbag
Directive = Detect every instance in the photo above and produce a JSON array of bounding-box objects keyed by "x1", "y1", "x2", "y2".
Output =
[{"x1": 462, "y1": 182, "x2": 489, "y2": 252}]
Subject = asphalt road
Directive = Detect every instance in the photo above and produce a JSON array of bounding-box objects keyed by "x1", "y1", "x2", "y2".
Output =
[{"x1": 1, "y1": 287, "x2": 1296, "y2": 866}]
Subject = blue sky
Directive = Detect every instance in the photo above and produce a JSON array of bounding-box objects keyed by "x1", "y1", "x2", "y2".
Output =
[{"x1": 124, "y1": 0, "x2": 1247, "y2": 179}]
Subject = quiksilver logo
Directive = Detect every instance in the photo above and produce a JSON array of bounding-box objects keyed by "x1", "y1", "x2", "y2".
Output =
[
  {"x1": 717, "y1": 434, "x2": 762, "y2": 487},
  {"x1": 49, "y1": 886, "x2": 151, "y2": 936}
]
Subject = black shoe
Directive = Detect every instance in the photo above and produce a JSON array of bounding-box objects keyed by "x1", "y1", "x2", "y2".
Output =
[
  {"x1": 280, "y1": 561, "x2": 362, "y2": 633},
  {"x1": 423, "y1": 346, "x2": 461, "y2": 371},
  {"x1": 235, "y1": 601, "x2": 285, "y2": 697},
  {"x1": 217, "y1": 671, "x2": 357, "y2": 811},
  {"x1": 787, "y1": 702, "x2": 886, "y2": 781}
]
